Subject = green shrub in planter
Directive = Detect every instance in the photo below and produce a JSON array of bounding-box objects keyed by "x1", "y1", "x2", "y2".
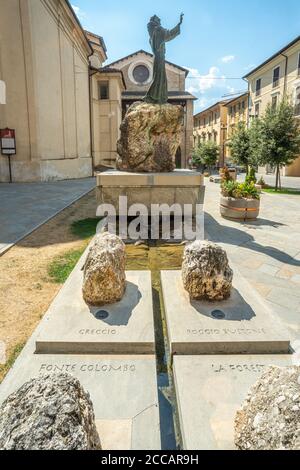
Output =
[{"x1": 221, "y1": 180, "x2": 260, "y2": 200}]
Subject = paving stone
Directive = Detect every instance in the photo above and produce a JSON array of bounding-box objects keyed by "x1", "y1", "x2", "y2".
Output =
[
  {"x1": 173, "y1": 355, "x2": 294, "y2": 450},
  {"x1": 291, "y1": 274, "x2": 300, "y2": 284},
  {"x1": 0, "y1": 178, "x2": 95, "y2": 255},
  {"x1": 258, "y1": 264, "x2": 280, "y2": 276},
  {"x1": 267, "y1": 288, "x2": 300, "y2": 311}
]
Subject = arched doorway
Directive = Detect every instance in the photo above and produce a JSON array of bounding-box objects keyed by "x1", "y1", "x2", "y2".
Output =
[{"x1": 175, "y1": 147, "x2": 182, "y2": 169}]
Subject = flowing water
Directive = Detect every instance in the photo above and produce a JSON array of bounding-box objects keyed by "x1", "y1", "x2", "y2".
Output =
[{"x1": 125, "y1": 242, "x2": 184, "y2": 449}]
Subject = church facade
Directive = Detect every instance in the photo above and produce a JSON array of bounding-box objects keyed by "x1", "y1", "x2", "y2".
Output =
[
  {"x1": 0, "y1": 1, "x2": 195, "y2": 182},
  {"x1": 102, "y1": 50, "x2": 196, "y2": 169},
  {"x1": 0, "y1": 0, "x2": 93, "y2": 182}
]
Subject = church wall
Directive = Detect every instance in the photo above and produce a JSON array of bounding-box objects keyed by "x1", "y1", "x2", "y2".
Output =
[{"x1": 0, "y1": 0, "x2": 92, "y2": 182}]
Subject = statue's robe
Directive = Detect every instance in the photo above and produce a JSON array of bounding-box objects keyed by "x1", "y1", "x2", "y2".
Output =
[{"x1": 144, "y1": 24, "x2": 181, "y2": 104}]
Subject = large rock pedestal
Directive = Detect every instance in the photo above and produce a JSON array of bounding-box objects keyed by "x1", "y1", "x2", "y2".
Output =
[
  {"x1": 116, "y1": 102, "x2": 183, "y2": 173},
  {"x1": 96, "y1": 169, "x2": 204, "y2": 216},
  {"x1": 0, "y1": 373, "x2": 101, "y2": 450}
]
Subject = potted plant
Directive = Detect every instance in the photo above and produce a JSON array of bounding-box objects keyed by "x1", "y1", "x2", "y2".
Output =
[
  {"x1": 255, "y1": 175, "x2": 269, "y2": 192},
  {"x1": 220, "y1": 180, "x2": 260, "y2": 220}
]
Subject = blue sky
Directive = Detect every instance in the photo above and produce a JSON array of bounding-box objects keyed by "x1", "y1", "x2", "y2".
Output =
[{"x1": 71, "y1": 0, "x2": 300, "y2": 112}]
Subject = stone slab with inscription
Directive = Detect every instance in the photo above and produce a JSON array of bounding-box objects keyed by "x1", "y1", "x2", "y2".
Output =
[
  {"x1": 35, "y1": 246, "x2": 154, "y2": 354},
  {"x1": 173, "y1": 354, "x2": 294, "y2": 450},
  {"x1": 0, "y1": 339, "x2": 161, "y2": 450},
  {"x1": 161, "y1": 270, "x2": 290, "y2": 355}
]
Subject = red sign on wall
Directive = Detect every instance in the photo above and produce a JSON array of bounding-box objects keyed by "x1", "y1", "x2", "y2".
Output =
[{"x1": 0, "y1": 128, "x2": 16, "y2": 155}]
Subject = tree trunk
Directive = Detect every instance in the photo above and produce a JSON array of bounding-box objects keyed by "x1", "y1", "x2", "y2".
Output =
[{"x1": 275, "y1": 164, "x2": 280, "y2": 191}]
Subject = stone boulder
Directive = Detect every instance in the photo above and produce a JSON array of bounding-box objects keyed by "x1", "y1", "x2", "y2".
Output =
[
  {"x1": 116, "y1": 102, "x2": 183, "y2": 172},
  {"x1": 82, "y1": 233, "x2": 126, "y2": 306},
  {"x1": 182, "y1": 240, "x2": 233, "y2": 301},
  {"x1": 235, "y1": 365, "x2": 300, "y2": 450},
  {"x1": 0, "y1": 374, "x2": 101, "y2": 450}
]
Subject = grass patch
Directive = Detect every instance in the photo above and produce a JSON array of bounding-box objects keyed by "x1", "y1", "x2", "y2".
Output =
[
  {"x1": 263, "y1": 188, "x2": 300, "y2": 195},
  {"x1": 48, "y1": 248, "x2": 85, "y2": 284},
  {"x1": 71, "y1": 218, "x2": 101, "y2": 239},
  {"x1": 0, "y1": 342, "x2": 25, "y2": 384}
]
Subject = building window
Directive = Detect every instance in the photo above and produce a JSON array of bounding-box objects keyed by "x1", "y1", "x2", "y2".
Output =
[
  {"x1": 214, "y1": 113, "x2": 217, "y2": 124},
  {"x1": 230, "y1": 106, "x2": 233, "y2": 115},
  {"x1": 298, "y1": 53, "x2": 300, "y2": 75},
  {"x1": 272, "y1": 95, "x2": 278, "y2": 110},
  {"x1": 255, "y1": 102, "x2": 260, "y2": 117},
  {"x1": 295, "y1": 86, "x2": 300, "y2": 116},
  {"x1": 203, "y1": 117, "x2": 206, "y2": 127},
  {"x1": 99, "y1": 81, "x2": 109, "y2": 100},
  {"x1": 255, "y1": 79, "x2": 261, "y2": 97},
  {"x1": 242, "y1": 101, "x2": 245, "y2": 110},
  {"x1": 273, "y1": 66, "x2": 280, "y2": 88},
  {"x1": 132, "y1": 64, "x2": 150, "y2": 84},
  {"x1": 214, "y1": 132, "x2": 217, "y2": 142}
]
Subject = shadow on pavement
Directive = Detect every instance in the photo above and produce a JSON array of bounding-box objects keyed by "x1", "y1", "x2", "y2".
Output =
[{"x1": 205, "y1": 212, "x2": 300, "y2": 267}]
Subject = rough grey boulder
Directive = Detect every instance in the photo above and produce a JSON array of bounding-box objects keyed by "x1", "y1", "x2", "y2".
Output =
[
  {"x1": 116, "y1": 102, "x2": 183, "y2": 172},
  {"x1": 0, "y1": 373, "x2": 101, "y2": 450},
  {"x1": 235, "y1": 365, "x2": 300, "y2": 450},
  {"x1": 82, "y1": 233, "x2": 126, "y2": 306},
  {"x1": 182, "y1": 240, "x2": 233, "y2": 301}
]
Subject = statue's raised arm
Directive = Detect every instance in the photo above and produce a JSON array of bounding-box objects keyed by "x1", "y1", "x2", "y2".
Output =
[{"x1": 144, "y1": 14, "x2": 184, "y2": 104}]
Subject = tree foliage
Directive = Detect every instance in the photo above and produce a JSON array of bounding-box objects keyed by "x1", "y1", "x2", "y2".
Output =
[
  {"x1": 228, "y1": 122, "x2": 251, "y2": 169},
  {"x1": 252, "y1": 99, "x2": 300, "y2": 190},
  {"x1": 192, "y1": 141, "x2": 219, "y2": 168},
  {"x1": 229, "y1": 121, "x2": 262, "y2": 172}
]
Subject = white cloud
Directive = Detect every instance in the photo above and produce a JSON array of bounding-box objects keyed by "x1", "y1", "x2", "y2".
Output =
[
  {"x1": 71, "y1": 4, "x2": 86, "y2": 21},
  {"x1": 194, "y1": 96, "x2": 220, "y2": 113},
  {"x1": 186, "y1": 66, "x2": 225, "y2": 94},
  {"x1": 221, "y1": 55, "x2": 235, "y2": 64}
]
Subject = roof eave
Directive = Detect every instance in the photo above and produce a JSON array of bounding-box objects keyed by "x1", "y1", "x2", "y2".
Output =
[
  {"x1": 65, "y1": 0, "x2": 93, "y2": 55},
  {"x1": 243, "y1": 35, "x2": 300, "y2": 79}
]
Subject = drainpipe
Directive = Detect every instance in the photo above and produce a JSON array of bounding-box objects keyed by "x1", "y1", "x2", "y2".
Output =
[
  {"x1": 280, "y1": 53, "x2": 288, "y2": 96},
  {"x1": 242, "y1": 77, "x2": 250, "y2": 128}
]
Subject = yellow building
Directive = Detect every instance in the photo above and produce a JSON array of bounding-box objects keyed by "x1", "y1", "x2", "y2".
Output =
[
  {"x1": 193, "y1": 100, "x2": 229, "y2": 167},
  {"x1": 244, "y1": 35, "x2": 300, "y2": 176},
  {"x1": 225, "y1": 92, "x2": 249, "y2": 161}
]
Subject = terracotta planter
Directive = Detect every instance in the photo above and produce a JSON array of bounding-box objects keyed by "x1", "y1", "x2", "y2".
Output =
[{"x1": 220, "y1": 196, "x2": 260, "y2": 220}]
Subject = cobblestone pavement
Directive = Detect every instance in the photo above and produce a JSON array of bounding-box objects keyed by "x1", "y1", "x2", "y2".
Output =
[
  {"x1": 204, "y1": 178, "x2": 300, "y2": 348},
  {"x1": 0, "y1": 177, "x2": 95, "y2": 255}
]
